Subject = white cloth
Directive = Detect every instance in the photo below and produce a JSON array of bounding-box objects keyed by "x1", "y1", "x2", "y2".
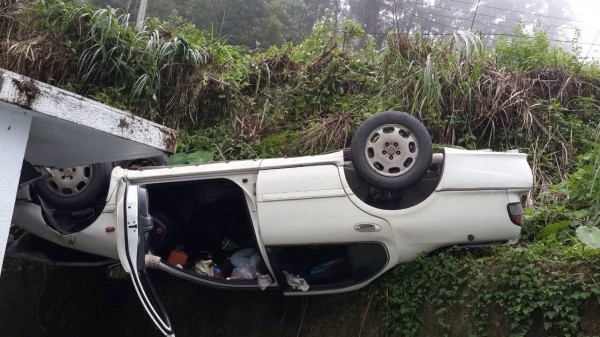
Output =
[{"x1": 283, "y1": 271, "x2": 310, "y2": 292}]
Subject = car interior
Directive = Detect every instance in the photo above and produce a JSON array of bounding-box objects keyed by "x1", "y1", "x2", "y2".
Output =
[
  {"x1": 145, "y1": 178, "x2": 267, "y2": 283},
  {"x1": 142, "y1": 176, "x2": 392, "y2": 290},
  {"x1": 266, "y1": 242, "x2": 388, "y2": 291}
]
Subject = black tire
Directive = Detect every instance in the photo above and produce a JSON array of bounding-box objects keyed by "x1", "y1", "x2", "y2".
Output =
[
  {"x1": 351, "y1": 111, "x2": 432, "y2": 190},
  {"x1": 115, "y1": 155, "x2": 170, "y2": 169},
  {"x1": 33, "y1": 162, "x2": 112, "y2": 211}
]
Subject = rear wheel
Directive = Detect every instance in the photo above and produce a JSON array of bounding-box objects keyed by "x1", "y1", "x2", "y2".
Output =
[{"x1": 351, "y1": 111, "x2": 432, "y2": 190}]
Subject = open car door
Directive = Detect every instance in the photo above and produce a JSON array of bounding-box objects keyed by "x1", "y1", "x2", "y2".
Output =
[{"x1": 116, "y1": 183, "x2": 174, "y2": 337}]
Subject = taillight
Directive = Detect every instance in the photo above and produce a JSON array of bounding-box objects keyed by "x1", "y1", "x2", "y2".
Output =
[{"x1": 507, "y1": 202, "x2": 524, "y2": 226}]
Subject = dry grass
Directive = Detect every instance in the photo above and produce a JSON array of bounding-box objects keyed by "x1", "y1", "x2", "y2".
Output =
[
  {"x1": 527, "y1": 68, "x2": 582, "y2": 103},
  {"x1": 0, "y1": 0, "x2": 75, "y2": 82},
  {"x1": 467, "y1": 67, "x2": 585, "y2": 194},
  {"x1": 295, "y1": 114, "x2": 359, "y2": 154},
  {"x1": 379, "y1": 32, "x2": 597, "y2": 196},
  {"x1": 1, "y1": 33, "x2": 75, "y2": 82},
  {"x1": 249, "y1": 51, "x2": 299, "y2": 92}
]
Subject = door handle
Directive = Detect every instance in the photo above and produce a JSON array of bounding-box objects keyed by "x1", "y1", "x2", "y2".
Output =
[{"x1": 354, "y1": 223, "x2": 382, "y2": 232}]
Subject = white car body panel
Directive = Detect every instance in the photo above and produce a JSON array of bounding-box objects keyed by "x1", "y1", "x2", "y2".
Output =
[
  {"x1": 12, "y1": 201, "x2": 120, "y2": 259},
  {"x1": 436, "y1": 148, "x2": 533, "y2": 192},
  {"x1": 340, "y1": 147, "x2": 530, "y2": 264},
  {"x1": 256, "y1": 165, "x2": 399, "y2": 296},
  {"x1": 256, "y1": 165, "x2": 393, "y2": 246},
  {"x1": 342, "y1": 186, "x2": 521, "y2": 260},
  {"x1": 122, "y1": 159, "x2": 262, "y2": 183}
]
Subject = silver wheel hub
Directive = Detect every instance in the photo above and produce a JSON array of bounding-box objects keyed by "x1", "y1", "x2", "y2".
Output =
[
  {"x1": 43, "y1": 165, "x2": 92, "y2": 198},
  {"x1": 364, "y1": 124, "x2": 419, "y2": 177}
]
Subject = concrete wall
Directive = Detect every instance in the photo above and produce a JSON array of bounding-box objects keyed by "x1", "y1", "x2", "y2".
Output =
[{"x1": 0, "y1": 111, "x2": 31, "y2": 274}]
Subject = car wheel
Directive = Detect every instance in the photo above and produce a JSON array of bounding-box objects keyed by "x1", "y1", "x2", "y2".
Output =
[
  {"x1": 115, "y1": 155, "x2": 170, "y2": 169},
  {"x1": 33, "y1": 162, "x2": 112, "y2": 211},
  {"x1": 351, "y1": 111, "x2": 432, "y2": 190}
]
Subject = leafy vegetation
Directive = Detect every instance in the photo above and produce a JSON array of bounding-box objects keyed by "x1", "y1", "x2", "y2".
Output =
[
  {"x1": 1, "y1": 0, "x2": 600, "y2": 335},
  {"x1": 494, "y1": 25, "x2": 580, "y2": 71},
  {"x1": 535, "y1": 146, "x2": 600, "y2": 248},
  {"x1": 380, "y1": 243, "x2": 600, "y2": 337}
]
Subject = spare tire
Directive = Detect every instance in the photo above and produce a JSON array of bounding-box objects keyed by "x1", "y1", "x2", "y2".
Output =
[
  {"x1": 33, "y1": 162, "x2": 112, "y2": 211},
  {"x1": 351, "y1": 111, "x2": 432, "y2": 190}
]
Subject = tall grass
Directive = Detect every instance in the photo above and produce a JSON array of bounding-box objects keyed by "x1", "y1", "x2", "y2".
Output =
[
  {"x1": 0, "y1": 0, "x2": 217, "y2": 125},
  {"x1": 373, "y1": 31, "x2": 598, "y2": 197}
]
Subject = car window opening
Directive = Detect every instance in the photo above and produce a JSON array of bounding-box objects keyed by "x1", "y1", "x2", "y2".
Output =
[
  {"x1": 344, "y1": 153, "x2": 444, "y2": 210},
  {"x1": 267, "y1": 243, "x2": 388, "y2": 292},
  {"x1": 145, "y1": 178, "x2": 269, "y2": 284}
]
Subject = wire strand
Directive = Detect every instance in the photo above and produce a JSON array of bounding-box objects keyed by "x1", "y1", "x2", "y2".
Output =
[
  {"x1": 442, "y1": 0, "x2": 579, "y2": 23},
  {"x1": 362, "y1": 30, "x2": 599, "y2": 46},
  {"x1": 415, "y1": 11, "x2": 580, "y2": 41},
  {"x1": 403, "y1": 0, "x2": 580, "y2": 31},
  {"x1": 478, "y1": 3, "x2": 579, "y2": 23}
]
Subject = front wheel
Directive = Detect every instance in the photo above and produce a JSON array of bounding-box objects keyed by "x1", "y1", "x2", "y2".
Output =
[
  {"x1": 351, "y1": 111, "x2": 432, "y2": 190},
  {"x1": 33, "y1": 162, "x2": 112, "y2": 210}
]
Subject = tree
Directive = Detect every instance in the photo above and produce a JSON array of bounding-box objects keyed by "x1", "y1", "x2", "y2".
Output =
[
  {"x1": 348, "y1": 0, "x2": 385, "y2": 45},
  {"x1": 282, "y1": 0, "x2": 338, "y2": 43},
  {"x1": 145, "y1": 0, "x2": 289, "y2": 47},
  {"x1": 95, "y1": 0, "x2": 576, "y2": 48}
]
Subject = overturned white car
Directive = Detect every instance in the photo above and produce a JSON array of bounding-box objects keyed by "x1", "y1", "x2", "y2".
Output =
[{"x1": 10, "y1": 111, "x2": 533, "y2": 336}]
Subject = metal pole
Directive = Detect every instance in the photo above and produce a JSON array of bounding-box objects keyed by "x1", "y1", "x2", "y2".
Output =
[
  {"x1": 0, "y1": 110, "x2": 32, "y2": 276},
  {"x1": 576, "y1": 30, "x2": 600, "y2": 74},
  {"x1": 470, "y1": 0, "x2": 481, "y2": 32},
  {"x1": 135, "y1": 0, "x2": 148, "y2": 30}
]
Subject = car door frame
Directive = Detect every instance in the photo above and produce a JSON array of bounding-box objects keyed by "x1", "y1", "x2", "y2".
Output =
[
  {"x1": 117, "y1": 182, "x2": 174, "y2": 337},
  {"x1": 254, "y1": 164, "x2": 395, "y2": 295}
]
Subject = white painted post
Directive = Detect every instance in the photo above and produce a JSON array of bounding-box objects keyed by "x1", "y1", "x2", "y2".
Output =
[
  {"x1": 135, "y1": 0, "x2": 148, "y2": 30},
  {"x1": 0, "y1": 110, "x2": 32, "y2": 275}
]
